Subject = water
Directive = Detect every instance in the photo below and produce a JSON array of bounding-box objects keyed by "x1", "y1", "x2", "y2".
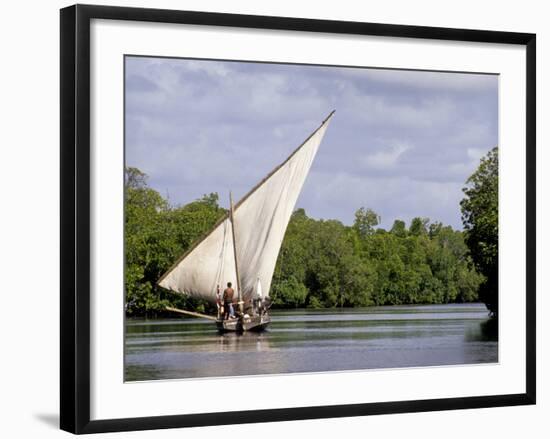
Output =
[{"x1": 124, "y1": 303, "x2": 497, "y2": 381}]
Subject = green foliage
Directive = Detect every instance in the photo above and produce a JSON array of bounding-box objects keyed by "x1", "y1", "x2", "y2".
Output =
[
  {"x1": 271, "y1": 276, "x2": 308, "y2": 307},
  {"x1": 460, "y1": 147, "x2": 498, "y2": 316},
  {"x1": 125, "y1": 167, "x2": 485, "y2": 315},
  {"x1": 270, "y1": 207, "x2": 481, "y2": 309},
  {"x1": 390, "y1": 219, "x2": 407, "y2": 237},
  {"x1": 353, "y1": 207, "x2": 380, "y2": 238},
  {"x1": 410, "y1": 217, "x2": 429, "y2": 236},
  {"x1": 125, "y1": 167, "x2": 225, "y2": 317}
]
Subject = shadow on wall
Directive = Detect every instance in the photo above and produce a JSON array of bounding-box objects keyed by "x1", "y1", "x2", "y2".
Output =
[{"x1": 34, "y1": 413, "x2": 59, "y2": 430}]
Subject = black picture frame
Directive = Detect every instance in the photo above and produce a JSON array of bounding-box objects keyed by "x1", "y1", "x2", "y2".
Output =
[{"x1": 60, "y1": 4, "x2": 536, "y2": 434}]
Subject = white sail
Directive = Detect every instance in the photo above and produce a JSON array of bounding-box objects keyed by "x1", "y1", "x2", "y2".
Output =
[
  {"x1": 158, "y1": 112, "x2": 333, "y2": 304},
  {"x1": 158, "y1": 216, "x2": 237, "y2": 303}
]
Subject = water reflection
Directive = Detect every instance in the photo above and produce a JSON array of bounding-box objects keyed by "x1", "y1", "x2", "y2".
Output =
[
  {"x1": 125, "y1": 303, "x2": 498, "y2": 381},
  {"x1": 216, "y1": 332, "x2": 273, "y2": 353}
]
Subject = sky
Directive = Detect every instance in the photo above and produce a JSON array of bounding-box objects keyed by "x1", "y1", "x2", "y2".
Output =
[{"x1": 125, "y1": 56, "x2": 498, "y2": 230}]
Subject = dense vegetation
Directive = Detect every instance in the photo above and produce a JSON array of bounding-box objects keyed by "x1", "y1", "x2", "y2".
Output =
[
  {"x1": 461, "y1": 147, "x2": 499, "y2": 317},
  {"x1": 125, "y1": 167, "x2": 223, "y2": 316},
  {"x1": 270, "y1": 208, "x2": 482, "y2": 308},
  {"x1": 125, "y1": 162, "x2": 489, "y2": 317}
]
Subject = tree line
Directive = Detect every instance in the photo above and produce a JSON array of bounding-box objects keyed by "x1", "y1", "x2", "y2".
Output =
[
  {"x1": 125, "y1": 147, "x2": 497, "y2": 317},
  {"x1": 269, "y1": 208, "x2": 482, "y2": 308}
]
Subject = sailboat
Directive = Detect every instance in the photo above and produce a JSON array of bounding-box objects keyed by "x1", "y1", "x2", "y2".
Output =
[{"x1": 158, "y1": 111, "x2": 334, "y2": 332}]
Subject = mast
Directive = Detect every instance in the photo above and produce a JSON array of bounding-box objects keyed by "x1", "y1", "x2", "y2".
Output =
[
  {"x1": 229, "y1": 191, "x2": 243, "y2": 315},
  {"x1": 158, "y1": 112, "x2": 334, "y2": 306},
  {"x1": 157, "y1": 111, "x2": 335, "y2": 287}
]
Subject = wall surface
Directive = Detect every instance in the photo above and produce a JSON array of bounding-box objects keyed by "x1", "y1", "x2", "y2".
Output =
[{"x1": 0, "y1": 0, "x2": 546, "y2": 437}]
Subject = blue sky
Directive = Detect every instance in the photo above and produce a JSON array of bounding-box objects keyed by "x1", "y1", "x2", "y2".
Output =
[{"x1": 125, "y1": 56, "x2": 498, "y2": 230}]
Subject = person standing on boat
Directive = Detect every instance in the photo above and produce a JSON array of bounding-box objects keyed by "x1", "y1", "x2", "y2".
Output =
[{"x1": 223, "y1": 282, "x2": 235, "y2": 320}]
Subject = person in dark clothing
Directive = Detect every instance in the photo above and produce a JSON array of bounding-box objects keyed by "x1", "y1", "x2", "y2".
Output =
[{"x1": 223, "y1": 282, "x2": 235, "y2": 320}]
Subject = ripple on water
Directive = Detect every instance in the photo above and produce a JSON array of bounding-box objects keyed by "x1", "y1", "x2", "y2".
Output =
[{"x1": 124, "y1": 303, "x2": 497, "y2": 381}]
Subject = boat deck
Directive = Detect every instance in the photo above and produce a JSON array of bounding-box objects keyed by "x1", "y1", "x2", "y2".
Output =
[{"x1": 216, "y1": 314, "x2": 271, "y2": 332}]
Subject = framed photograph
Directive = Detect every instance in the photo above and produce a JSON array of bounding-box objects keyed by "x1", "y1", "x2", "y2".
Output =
[{"x1": 60, "y1": 4, "x2": 536, "y2": 434}]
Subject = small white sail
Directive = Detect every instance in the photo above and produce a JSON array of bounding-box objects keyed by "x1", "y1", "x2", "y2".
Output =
[
  {"x1": 158, "y1": 216, "x2": 237, "y2": 303},
  {"x1": 158, "y1": 112, "x2": 334, "y2": 304},
  {"x1": 255, "y1": 278, "x2": 263, "y2": 298}
]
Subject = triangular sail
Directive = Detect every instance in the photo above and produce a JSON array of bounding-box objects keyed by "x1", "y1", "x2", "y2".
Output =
[{"x1": 158, "y1": 112, "x2": 334, "y2": 304}]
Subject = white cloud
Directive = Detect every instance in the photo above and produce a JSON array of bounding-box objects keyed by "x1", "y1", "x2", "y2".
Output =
[
  {"x1": 125, "y1": 57, "x2": 498, "y2": 229},
  {"x1": 467, "y1": 147, "x2": 486, "y2": 161},
  {"x1": 341, "y1": 67, "x2": 497, "y2": 93},
  {"x1": 300, "y1": 171, "x2": 462, "y2": 228},
  {"x1": 363, "y1": 142, "x2": 411, "y2": 169}
]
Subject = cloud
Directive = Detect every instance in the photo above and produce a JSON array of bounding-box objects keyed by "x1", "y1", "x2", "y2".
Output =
[
  {"x1": 125, "y1": 56, "x2": 498, "y2": 229},
  {"x1": 363, "y1": 142, "x2": 411, "y2": 169},
  {"x1": 467, "y1": 147, "x2": 487, "y2": 161},
  {"x1": 299, "y1": 170, "x2": 464, "y2": 229},
  {"x1": 340, "y1": 67, "x2": 497, "y2": 93}
]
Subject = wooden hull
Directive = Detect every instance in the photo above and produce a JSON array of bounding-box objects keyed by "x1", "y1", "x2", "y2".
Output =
[{"x1": 216, "y1": 314, "x2": 271, "y2": 333}]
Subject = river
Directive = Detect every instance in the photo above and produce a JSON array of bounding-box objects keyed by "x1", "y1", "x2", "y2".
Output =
[{"x1": 124, "y1": 303, "x2": 497, "y2": 381}]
